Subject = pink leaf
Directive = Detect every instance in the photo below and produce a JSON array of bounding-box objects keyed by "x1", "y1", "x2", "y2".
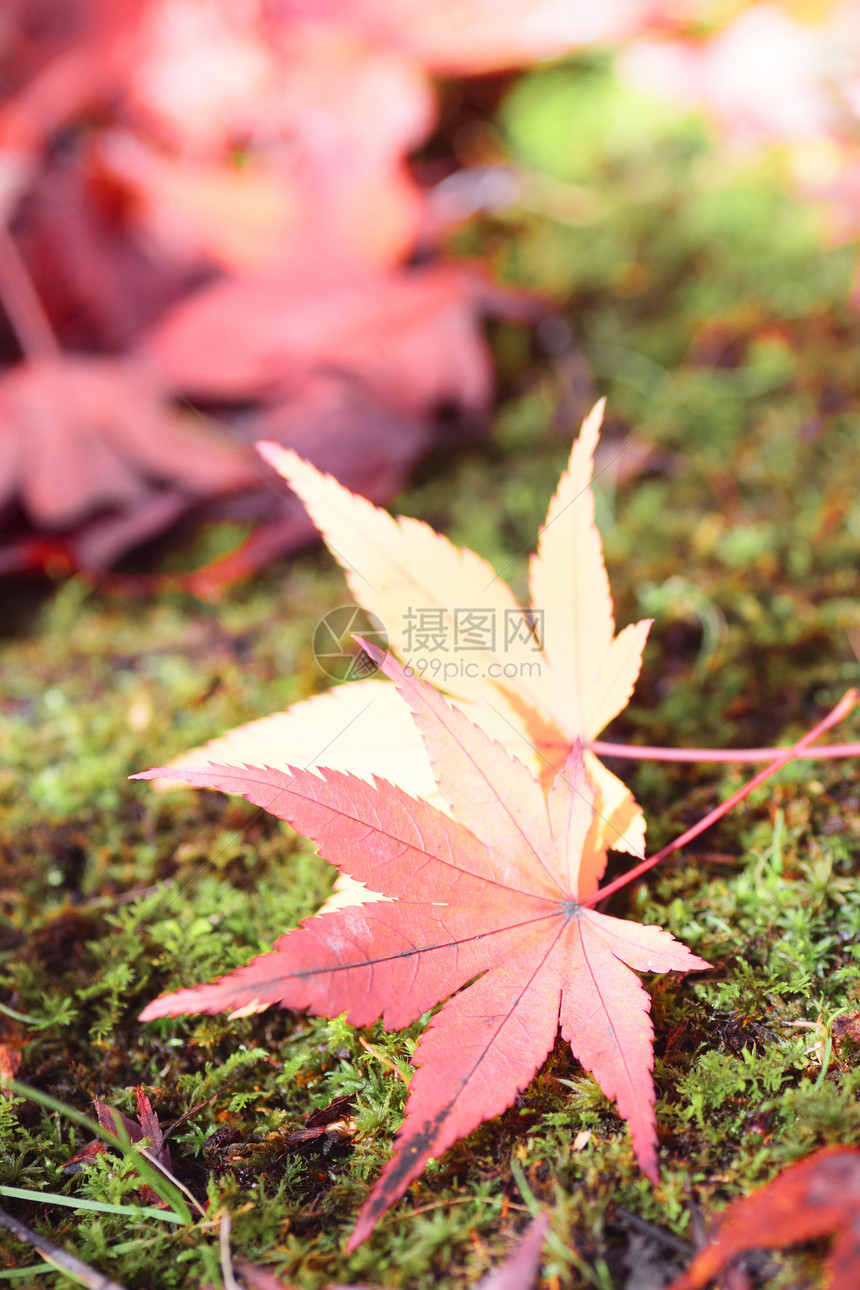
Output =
[{"x1": 136, "y1": 657, "x2": 709, "y2": 1246}]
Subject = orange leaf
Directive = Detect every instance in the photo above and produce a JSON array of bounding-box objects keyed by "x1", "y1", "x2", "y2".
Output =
[{"x1": 256, "y1": 399, "x2": 650, "y2": 858}]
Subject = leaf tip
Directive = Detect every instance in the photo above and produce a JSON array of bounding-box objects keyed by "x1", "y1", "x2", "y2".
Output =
[
  {"x1": 354, "y1": 634, "x2": 385, "y2": 668},
  {"x1": 344, "y1": 1217, "x2": 371, "y2": 1254},
  {"x1": 255, "y1": 439, "x2": 292, "y2": 472},
  {"x1": 138, "y1": 999, "x2": 166, "y2": 1023}
]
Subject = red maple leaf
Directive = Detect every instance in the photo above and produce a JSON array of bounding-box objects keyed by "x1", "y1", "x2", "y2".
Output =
[
  {"x1": 0, "y1": 354, "x2": 250, "y2": 529},
  {"x1": 669, "y1": 1147, "x2": 860, "y2": 1290},
  {"x1": 135, "y1": 644, "x2": 709, "y2": 1249},
  {"x1": 0, "y1": 352, "x2": 252, "y2": 574},
  {"x1": 142, "y1": 260, "x2": 524, "y2": 413},
  {"x1": 62, "y1": 1086, "x2": 174, "y2": 1211}
]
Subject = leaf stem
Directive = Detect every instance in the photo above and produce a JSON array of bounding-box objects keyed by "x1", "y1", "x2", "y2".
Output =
[
  {"x1": 584, "y1": 688, "x2": 858, "y2": 907},
  {"x1": 590, "y1": 739, "x2": 860, "y2": 763}
]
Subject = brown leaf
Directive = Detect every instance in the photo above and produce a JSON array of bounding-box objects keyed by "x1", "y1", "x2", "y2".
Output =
[
  {"x1": 62, "y1": 1083, "x2": 175, "y2": 1204},
  {"x1": 831, "y1": 1011, "x2": 860, "y2": 1045}
]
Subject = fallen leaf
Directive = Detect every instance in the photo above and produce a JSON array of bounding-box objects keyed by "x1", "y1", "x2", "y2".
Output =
[
  {"x1": 831, "y1": 1011, "x2": 860, "y2": 1046},
  {"x1": 669, "y1": 1147, "x2": 860, "y2": 1290},
  {"x1": 281, "y1": 1092, "x2": 356, "y2": 1158},
  {"x1": 135, "y1": 645, "x2": 707, "y2": 1248},
  {"x1": 0, "y1": 1037, "x2": 22, "y2": 1092},
  {"x1": 165, "y1": 401, "x2": 649, "y2": 863},
  {"x1": 62, "y1": 1085, "x2": 173, "y2": 1198},
  {"x1": 118, "y1": 18, "x2": 433, "y2": 273},
  {"x1": 131, "y1": 259, "x2": 539, "y2": 590},
  {"x1": 0, "y1": 0, "x2": 141, "y2": 177},
  {"x1": 142, "y1": 261, "x2": 508, "y2": 415},
  {"x1": 263, "y1": 398, "x2": 651, "y2": 863},
  {"x1": 0, "y1": 353, "x2": 252, "y2": 570}
]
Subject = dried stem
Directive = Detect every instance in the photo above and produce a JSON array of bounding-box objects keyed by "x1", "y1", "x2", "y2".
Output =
[
  {"x1": 590, "y1": 738, "x2": 860, "y2": 763},
  {"x1": 585, "y1": 689, "x2": 858, "y2": 907},
  {"x1": 219, "y1": 1211, "x2": 242, "y2": 1290},
  {"x1": 0, "y1": 1204, "x2": 129, "y2": 1290}
]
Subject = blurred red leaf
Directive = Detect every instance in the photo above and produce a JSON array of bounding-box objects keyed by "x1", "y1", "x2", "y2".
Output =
[
  {"x1": 120, "y1": 16, "x2": 433, "y2": 272},
  {"x1": 0, "y1": 354, "x2": 249, "y2": 528},
  {"x1": 143, "y1": 261, "x2": 528, "y2": 411},
  {"x1": 0, "y1": 0, "x2": 581, "y2": 585},
  {"x1": 0, "y1": 353, "x2": 252, "y2": 573},
  {"x1": 0, "y1": 1039, "x2": 22, "y2": 1089},
  {"x1": 0, "y1": 0, "x2": 141, "y2": 189},
  {"x1": 670, "y1": 1148, "x2": 860, "y2": 1290}
]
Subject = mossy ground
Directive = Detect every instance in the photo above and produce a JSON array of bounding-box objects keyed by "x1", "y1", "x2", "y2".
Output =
[{"x1": 2, "y1": 54, "x2": 860, "y2": 1290}]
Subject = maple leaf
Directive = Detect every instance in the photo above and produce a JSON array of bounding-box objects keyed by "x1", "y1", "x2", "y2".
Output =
[
  {"x1": 61, "y1": 1086, "x2": 175, "y2": 1211},
  {"x1": 116, "y1": 18, "x2": 433, "y2": 273},
  {"x1": 0, "y1": 354, "x2": 250, "y2": 529},
  {"x1": 135, "y1": 644, "x2": 709, "y2": 1249},
  {"x1": 0, "y1": 352, "x2": 253, "y2": 574},
  {"x1": 143, "y1": 260, "x2": 516, "y2": 416},
  {"x1": 161, "y1": 400, "x2": 649, "y2": 866},
  {"x1": 0, "y1": 1037, "x2": 22, "y2": 1091},
  {"x1": 669, "y1": 1147, "x2": 860, "y2": 1290},
  {"x1": 132, "y1": 260, "x2": 540, "y2": 591}
]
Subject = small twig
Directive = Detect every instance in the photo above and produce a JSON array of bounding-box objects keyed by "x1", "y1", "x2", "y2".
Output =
[
  {"x1": 407, "y1": 1195, "x2": 530, "y2": 1219},
  {"x1": 586, "y1": 689, "x2": 858, "y2": 906},
  {"x1": 357, "y1": 1035, "x2": 409, "y2": 1083},
  {"x1": 0, "y1": 1204, "x2": 129, "y2": 1290},
  {"x1": 614, "y1": 1206, "x2": 692, "y2": 1256},
  {"x1": 160, "y1": 1091, "x2": 222, "y2": 1147},
  {"x1": 219, "y1": 1212, "x2": 242, "y2": 1290}
]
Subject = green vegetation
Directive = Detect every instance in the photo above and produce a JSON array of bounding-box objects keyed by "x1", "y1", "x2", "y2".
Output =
[{"x1": 2, "y1": 53, "x2": 860, "y2": 1288}]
